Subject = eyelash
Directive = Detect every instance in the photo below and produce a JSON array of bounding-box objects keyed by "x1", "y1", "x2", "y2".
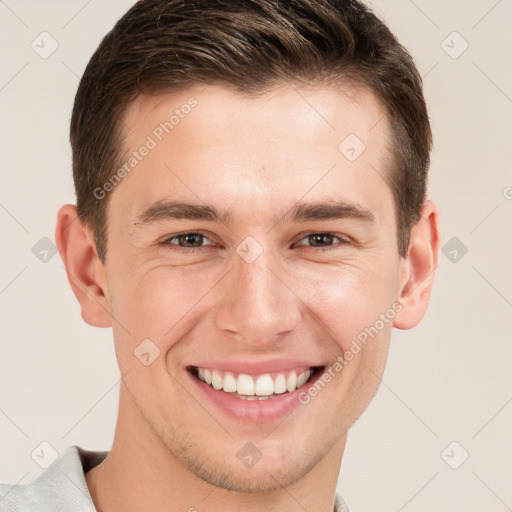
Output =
[{"x1": 160, "y1": 231, "x2": 352, "y2": 253}]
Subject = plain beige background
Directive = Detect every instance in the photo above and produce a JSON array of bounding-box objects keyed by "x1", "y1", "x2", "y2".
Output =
[{"x1": 1, "y1": 1, "x2": 511, "y2": 510}]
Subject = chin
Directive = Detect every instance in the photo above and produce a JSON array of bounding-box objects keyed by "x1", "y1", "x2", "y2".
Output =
[
  {"x1": 171, "y1": 435, "x2": 325, "y2": 494},
  {"x1": 189, "y1": 460, "x2": 305, "y2": 493}
]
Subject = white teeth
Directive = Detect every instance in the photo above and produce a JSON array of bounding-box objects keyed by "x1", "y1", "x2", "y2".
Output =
[
  {"x1": 211, "y1": 370, "x2": 223, "y2": 390},
  {"x1": 273, "y1": 374, "x2": 287, "y2": 394},
  {"x1": 195, "y1": 366, "x2": 315, "y2": 397},
  {"x1": 223, "y1": 372, "x2": 237, "y2": 392},
  {"x1": 237, "y1": 374, "x2": 255, "y2": 395},
  {"x1": 286, "y1": 371, "x2": 297, "y2": 392},
  {"x1": 236, "y1": 394, "x2": 270, "y2": 401},
  {"x1": 255, "y1": 374, "x2": 274, "y2": 396}
]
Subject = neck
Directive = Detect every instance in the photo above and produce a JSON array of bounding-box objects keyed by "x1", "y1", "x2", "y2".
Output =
[{"x1": 86, "y1": 386, "x2": 345, "y2": 512}]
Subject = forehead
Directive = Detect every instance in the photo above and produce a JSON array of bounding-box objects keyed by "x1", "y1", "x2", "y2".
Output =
[
  {"x1": 123, "y1": 81, "x2": 389, "y2": 150},
  {"x1": 116, "y1": 82, "x2": 392, "y2": 221}
]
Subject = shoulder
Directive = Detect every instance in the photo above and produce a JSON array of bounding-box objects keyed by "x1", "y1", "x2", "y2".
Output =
[{"x1": 0, "y1": 445, "x2": 108, "y2": 512}]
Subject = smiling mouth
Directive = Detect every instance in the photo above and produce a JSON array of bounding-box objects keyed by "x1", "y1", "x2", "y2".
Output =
[{"x1": 187, "y1": 365, "x2": 324, "y2": 400}]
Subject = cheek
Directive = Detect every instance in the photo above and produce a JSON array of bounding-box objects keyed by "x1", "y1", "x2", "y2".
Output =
[
  {"x1": 110, "y1": 263, "x2": 223, "y2": 344},
  {"x1": 107, "y1": 265, "x2": 219, "y2": 397},
  {"x1": 301, "y1": 260, "x2": 398, "y2": 354}
]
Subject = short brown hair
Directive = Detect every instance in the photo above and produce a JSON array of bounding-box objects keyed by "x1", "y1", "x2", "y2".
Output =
[{"x1": 71, "y1": 0, "x2": 432, "y2": 262}]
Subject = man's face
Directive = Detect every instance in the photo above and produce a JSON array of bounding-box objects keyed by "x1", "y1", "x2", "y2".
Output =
[{"x1": 100, "y1": 83, "x2": 405, "y2": 491}]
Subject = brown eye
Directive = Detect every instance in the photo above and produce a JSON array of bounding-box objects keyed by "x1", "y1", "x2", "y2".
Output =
[
  {"x1": 296, "y1": 233, "x2": 343, "y2": 248},
  {"x1": 307, "y1": 234, "x2": 336, "y2": 246},
  {"x1": 165, "y1": 232, "x2": 209, "y2": 248}
]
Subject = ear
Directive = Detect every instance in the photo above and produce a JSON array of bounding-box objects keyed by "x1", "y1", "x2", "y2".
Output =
[
  {"x1": 55, "y1": 204, "x2": 112, "y2": 328},
  {"x1": 393, "y1": 200, "x2": 440, "y2": 329}
]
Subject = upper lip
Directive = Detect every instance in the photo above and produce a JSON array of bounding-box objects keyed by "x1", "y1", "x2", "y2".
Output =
[{"x1": 186, "y1": 359, "x2": 322, "y2": 375}]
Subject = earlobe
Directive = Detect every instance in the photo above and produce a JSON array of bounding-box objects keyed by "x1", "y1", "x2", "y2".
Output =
[
  {"x1": 393, "y1": 201, "x2": 440, "y2": 330},
  {"x1": 55, "y1": 204, "x2": 112, "y2": 328}
]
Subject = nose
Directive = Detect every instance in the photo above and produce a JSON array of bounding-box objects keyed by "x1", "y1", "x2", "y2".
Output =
[{"x1": 214, "y1": 247, "x2": 301, "y2": 347}]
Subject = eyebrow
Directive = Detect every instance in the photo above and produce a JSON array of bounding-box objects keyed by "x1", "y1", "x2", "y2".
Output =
[{"x1": 133, "y1": 199, "x2": 376, "y2": 228}]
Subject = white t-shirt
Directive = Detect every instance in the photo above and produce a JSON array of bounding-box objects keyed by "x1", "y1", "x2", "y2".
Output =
[{"x1": 0, "y1": 446, "x2": 350, "y2": 511}]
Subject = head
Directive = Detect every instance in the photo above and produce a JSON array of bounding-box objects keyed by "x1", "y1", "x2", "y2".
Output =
[{"x1": 57, "y1": 0, "x2": 439, "y2": 494}]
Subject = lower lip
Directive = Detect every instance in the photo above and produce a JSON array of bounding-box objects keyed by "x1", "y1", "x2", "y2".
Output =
[{"x1": 187, "y1": 367, "x2": 323, "y2": 424}]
